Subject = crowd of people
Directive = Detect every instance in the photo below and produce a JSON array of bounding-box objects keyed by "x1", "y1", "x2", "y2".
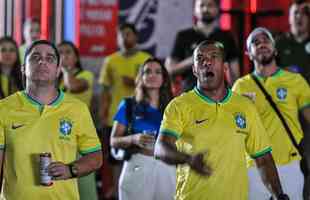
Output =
[{"x1": 0, "y1": 0, "x2": 309, "y2": 200}]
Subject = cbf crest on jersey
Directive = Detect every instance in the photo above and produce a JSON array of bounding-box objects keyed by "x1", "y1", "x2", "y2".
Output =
[
  {"x1": 276, "y1": 88, "x2": 287, "y2": 101},
  {"x1": 59, "y1": 118, "x2": 73, "y2": 137},
  {"x1": 234, "y1": 113, "x2": 246, "y2": 129}
]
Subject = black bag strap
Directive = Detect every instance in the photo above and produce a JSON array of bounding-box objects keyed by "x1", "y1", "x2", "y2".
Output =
[
  {"x1": 251, "y1": 74, "x2": 301, "y2": 154},
  {"x1": 124, "y1": 97, "x2": 134, "y2": 136}
]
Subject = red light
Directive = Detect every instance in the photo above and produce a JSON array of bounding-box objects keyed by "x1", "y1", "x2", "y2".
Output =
[{"x1": 250, "y1": 0, "x2": 257, "y2": 13}]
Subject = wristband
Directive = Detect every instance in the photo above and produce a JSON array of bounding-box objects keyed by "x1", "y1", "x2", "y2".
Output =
[{"x1": 68, "y1": 163, "x2": 78, "y2": 178}]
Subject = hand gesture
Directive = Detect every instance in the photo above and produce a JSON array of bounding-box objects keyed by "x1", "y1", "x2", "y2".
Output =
[
  {"x1": 188, "y1": 152, "x2": 212, "y2": 176},
  {"x1": 132, "y1": 133, "x2": 155, "y2": 148}
]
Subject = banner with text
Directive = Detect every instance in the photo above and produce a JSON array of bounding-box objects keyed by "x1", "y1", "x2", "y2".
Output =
[{"x1": 80, "y1": 0, "x2": 118, "y2": 57}]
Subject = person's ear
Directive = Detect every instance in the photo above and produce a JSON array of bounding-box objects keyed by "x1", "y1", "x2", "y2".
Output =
[
  {"x1": 245, "y1": 51, "x2": 253, "y2": 61},
  {"x1": 56, "y1": 65, "x2": 61, "y2": 77},
  {"x1": 21, "y1": 64, "x2": 25, "y2": 74},
  {"x1": 192, "y1": 64, "x2": 198, "y2": 78}
]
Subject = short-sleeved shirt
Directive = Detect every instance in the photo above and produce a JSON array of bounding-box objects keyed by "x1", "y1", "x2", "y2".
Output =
[
  {"x1": 276, "y1": 32, "x2": 310, "y2": 84},
  {"x1": 170, "y1": 27, "x2": 239, "y2": 91},
  {"x1": 160, "y1": 87, "x2": 271, "y2": 200},
  {"x1": 233, "y1": 69, "x2": 310, "y2": 165},
  {"x1": 0, "y1": 91, "x2": 101, "y2": 200},
  {"x1": 114, "y1": 99, "x2": 162, "y2": 136},
  {"x1": 98, "y1": 51, "x2": 151, "y2": 126},
  {"x1": 60, "y1": 69, "x2": 94, "y2": 107}
]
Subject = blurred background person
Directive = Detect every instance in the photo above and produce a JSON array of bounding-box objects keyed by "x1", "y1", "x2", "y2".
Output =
[
  {"x1": 98, "y1": 23, "x2": 150, "y2": 200},
  {"x1": 234, "y1": 27, "x2": 310, "y2": 200},
  {"x1": 165, "y1": 0, "x2": 240, "y2": 96},
  {"x1": 0, "y1": 37, "x2": 23, "y2": 99},
  {"x1": 110, "y1": 58, "x2": 175, "y2": 200},
  {"x1": 19, "y1": 18, "x2": 41, "y2": 64},
  {"x1": 57, "y1": 41, "x2": 97, "y2": 200},
  {"x1": 276, "y1": 0, "x2": 310, "y2": 84}
]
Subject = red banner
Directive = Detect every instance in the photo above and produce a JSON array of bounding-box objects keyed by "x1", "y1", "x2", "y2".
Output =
[{"x1": 79, "y1": 0, "x2": 118, "y2": 57}]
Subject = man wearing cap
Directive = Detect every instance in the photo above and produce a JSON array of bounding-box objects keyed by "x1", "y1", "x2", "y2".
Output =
[
  {"x1": 155, "y1": 40, "x2": 289, "y2": 200},
  {"x1": 233, "y1": 27, "x2": 310, "y2": 200}
]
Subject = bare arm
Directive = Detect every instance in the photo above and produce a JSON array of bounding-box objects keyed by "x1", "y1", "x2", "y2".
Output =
[
  {"x1": 110, "y1": 121, "x2": 155, "y2": 149},
  {"x1": 165, "y1": 57, "x2": 193, "y2": 76},
  {"x1": 254, "y1": 153, "x2": 287, "y2": 199},
  {"x1": 154, "y1": 134, "x2": 211, "y2": 176},
  {"x1": 300, "y1": 107, "x2": 310, "y2": 200},
  {"x1": 48, "y1": 150, "x2": 103, "y2": 180},
  {"x1": 62, "y1": 69, "x2": 89, "y2": 93}
]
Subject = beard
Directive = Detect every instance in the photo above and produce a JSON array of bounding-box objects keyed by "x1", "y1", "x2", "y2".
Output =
[
  {"x1": 254, "y1": 50, "x2": 276, "y2": 66},
  {"x1": 202, "y1": 15, "x2": 217, "y2": 24}
]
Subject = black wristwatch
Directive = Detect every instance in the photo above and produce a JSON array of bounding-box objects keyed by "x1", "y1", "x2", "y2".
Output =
[{"x1": 68, "y1": 163, "x2": 78, "y2": 178}]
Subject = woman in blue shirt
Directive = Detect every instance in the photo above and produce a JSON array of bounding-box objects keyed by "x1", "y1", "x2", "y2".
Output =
[{"x1": 111, "y1": 58, "x2": 176, "y2": 200}]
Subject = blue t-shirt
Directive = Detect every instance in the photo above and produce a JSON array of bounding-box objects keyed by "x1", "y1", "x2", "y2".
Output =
[{"x1": 113, "y1": 99, "x2": 162, "y2": 137}]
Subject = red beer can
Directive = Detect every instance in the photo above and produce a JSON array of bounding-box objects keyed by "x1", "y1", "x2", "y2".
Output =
[{"x1": 39, "y1": 152, "x2": 53, "y2": 186}]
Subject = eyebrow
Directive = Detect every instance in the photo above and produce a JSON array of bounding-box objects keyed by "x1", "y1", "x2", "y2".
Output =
[{"x1": 30, "y1": 51, "x2": 56, "y2": 57}]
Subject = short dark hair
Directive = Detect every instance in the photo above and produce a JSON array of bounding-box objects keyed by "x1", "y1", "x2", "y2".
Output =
[
  {"x1": 194, "y1": 40, "x2": 226, "y2": 61},
  {"x1": 24, "y1": 40, "x2": 60, "y2": 66},
  {"x1": 119, "y1": 23, "x2": 138, "y2": 35}
]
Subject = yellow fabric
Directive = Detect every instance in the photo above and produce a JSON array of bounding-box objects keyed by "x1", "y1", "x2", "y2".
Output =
[
  {"x1": 60, "y1": 70, "x2": 94, "y2": 107},
  {"x1": 0, "y1": 74, "x2": 19, "y2": 98},
  {"x1": 233, "y1": 69, "x2": 310, "y2": 166},
  {"x1": 0, "y1": 91, "x2": 101, "y2": 200},
  {"x1": 98, "y1": 51, "x2": 151, "y2": 126},
  {"x1": 160, "y1": 88, "x2": 271, "y2": 200}
]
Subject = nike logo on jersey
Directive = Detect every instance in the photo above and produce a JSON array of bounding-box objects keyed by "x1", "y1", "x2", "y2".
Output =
[
  {"x1": 11, "y1": 124, "x2": 24, "y2": 129},
  {"x1": 195, "y1": 119, "x2": 208, "y2": 124}
]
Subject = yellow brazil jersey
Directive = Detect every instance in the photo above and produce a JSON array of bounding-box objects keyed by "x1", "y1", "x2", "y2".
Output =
[
  {"x1": 98, "y1": 51, "x2": 151, "y2": 126},
  {"x1": 160, "y1": 87, "x2": 271, "y2": 200},
  {"x1": 60, "y1": 69, "x2": 94, "y2": 107},
  {"x1": 0, "y1": 74, "x2": 19, "y2": 98},
  {"x1": 233, "y1": 69, "x2": 310, "y2": 166},
  {"x1": 0, "y1": 91, "x2": 101, "y2": 200}
]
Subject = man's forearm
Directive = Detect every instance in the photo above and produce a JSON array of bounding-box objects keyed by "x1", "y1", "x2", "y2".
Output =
[
  {"x1": 255, "y1": 153, "x2": 284, "y2": 198},
  {"x1": 154, "y1": 140, "x2": 190, "y2": 165},
  {"x1": 72, "y1": 150, "x2": 102, "y2": 177}
]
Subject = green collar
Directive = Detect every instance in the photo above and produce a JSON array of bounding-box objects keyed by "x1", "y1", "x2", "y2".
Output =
[
  {"x1": 22, "y1": 90, "x2": 64, "y2": 107},
  {"x1": 253, "y1": 68, "x2": 284, "y2": 79},
  {"x1": 194, "y1": 87, "x2": 232, "y2": 104}
]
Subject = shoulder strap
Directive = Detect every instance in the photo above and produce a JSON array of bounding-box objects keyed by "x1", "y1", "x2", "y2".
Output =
[
  {"x1": 251, "y1": 74, "x2": 301, "y2": 153},
  {"x1": 124, "y1": 97, "x2": 134, "y2": 135}
]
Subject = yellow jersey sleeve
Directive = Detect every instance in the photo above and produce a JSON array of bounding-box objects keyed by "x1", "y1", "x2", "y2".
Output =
[
  {"x1": 76, "y1": 103, "x2": 101, "y2": 154},
  {"x1": 159, "y1": 99, "x2": 187, "y2": 139},
  {"x1": 98, "y1": 57, "x2": 112, "y2": 86},
  {"x1": 245, "y1": 102, "x2": 272, "y2": 158},
  {"x1": 296, "y1": 75, "x2": 310, "y2": 110}
]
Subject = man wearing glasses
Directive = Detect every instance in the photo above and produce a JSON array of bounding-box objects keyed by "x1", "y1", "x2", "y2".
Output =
[{"x1": 0, "y1": 40, "x2": 102, "y2": 200}]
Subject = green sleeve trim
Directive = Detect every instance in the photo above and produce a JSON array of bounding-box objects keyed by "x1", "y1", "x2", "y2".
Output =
[
  {"x1": 250, "y1": 147, "x2": 272, "y2": 159},
  {"x1": 0, "y1": 145, "x2": 5, "y2": 150},
  {"x1": 160, "y1": 128, "x2": 180, "y2": 139},
  {"x1": 79, "y1": 145, "x2": 102, "y2": 155}
]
